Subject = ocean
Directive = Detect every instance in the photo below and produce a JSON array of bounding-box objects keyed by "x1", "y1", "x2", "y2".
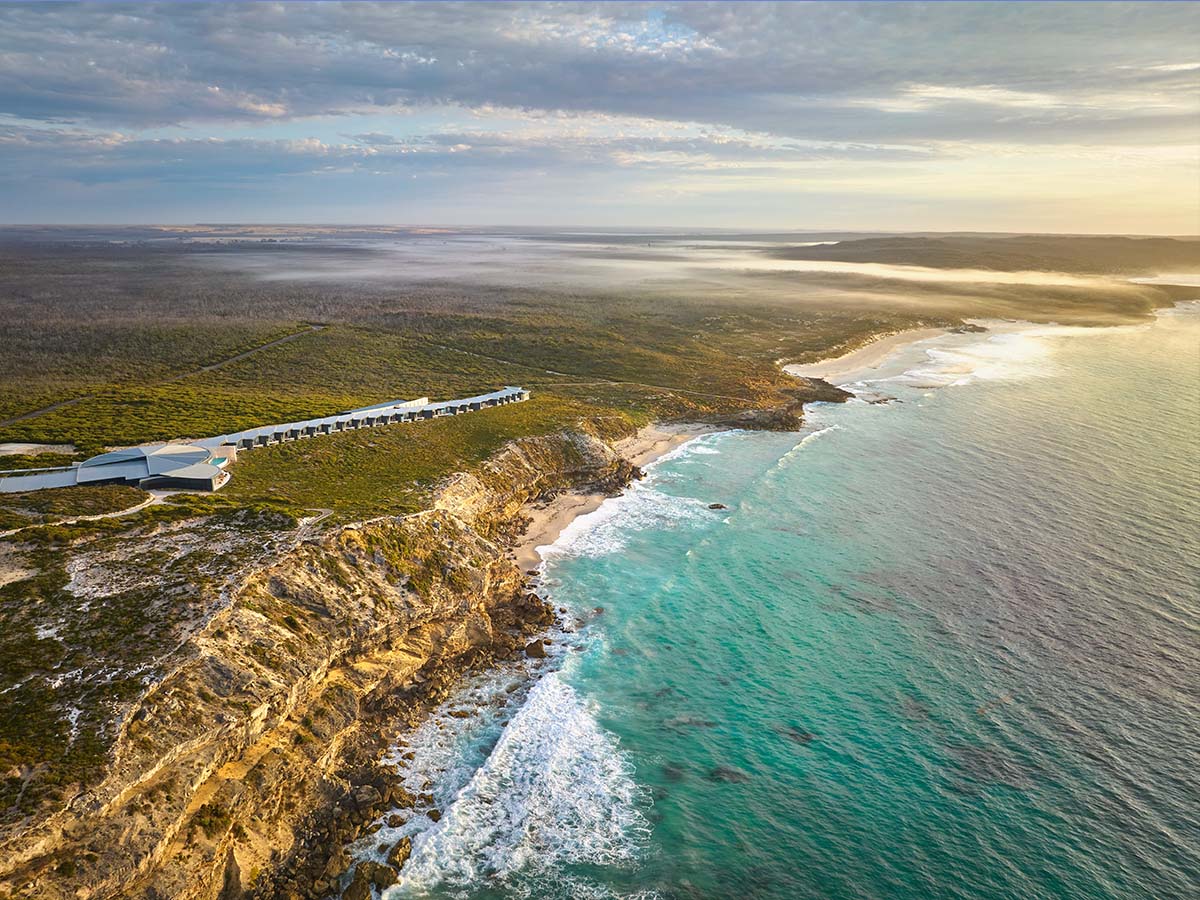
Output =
[{"x1": 361, "y1": 304, "x2": 1200, "y2": 899}]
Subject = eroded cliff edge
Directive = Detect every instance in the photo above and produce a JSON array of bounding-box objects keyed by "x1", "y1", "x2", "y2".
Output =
[{"x1": 0, "y1": 420, "x2": 642, "y2": 900}]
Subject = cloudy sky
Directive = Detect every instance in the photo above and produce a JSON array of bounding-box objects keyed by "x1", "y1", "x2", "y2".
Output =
[{"x1": 0, "y1": 1, "x2": 1196, "y2": 231}]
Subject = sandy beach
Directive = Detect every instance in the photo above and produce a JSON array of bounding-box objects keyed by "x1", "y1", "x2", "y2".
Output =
[
  {"x1": 513, "y1": 423, "x2": 721, "y2": 571},
  {"x1": 783, "y1": 327, "x2": 947, "y2": 384},
  {"x1": 513, "y1": 329, "x2": 952, "y2": 571}
]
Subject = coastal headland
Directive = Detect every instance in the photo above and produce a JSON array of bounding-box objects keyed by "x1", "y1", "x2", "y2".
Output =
[{"x1": 1, "y1": 229, "x2": 1196, "y2": 898}]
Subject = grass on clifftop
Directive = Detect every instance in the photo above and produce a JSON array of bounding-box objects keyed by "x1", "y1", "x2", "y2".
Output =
[
  {"x1": 0, "y1": 498, "x2": 298, "y2": 823},
  {"x1": 0, "y1": 240, "x2": 932, "y2": 485},
  {"x1": 0, "y1": 485, "x2": 147, "y2": 531},
  {"x1": 220, "y1": 391, "x2": 647, "y2": 523}
]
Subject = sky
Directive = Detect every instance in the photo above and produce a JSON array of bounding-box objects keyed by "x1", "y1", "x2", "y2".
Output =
[{"x1": 0, "y1": 1, "x2": 1197, "y2": 232}]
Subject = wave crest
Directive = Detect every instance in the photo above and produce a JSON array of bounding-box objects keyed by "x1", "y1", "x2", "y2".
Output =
[{"x1": 393, "y1": 672, "x2": 649, "y2": 896}]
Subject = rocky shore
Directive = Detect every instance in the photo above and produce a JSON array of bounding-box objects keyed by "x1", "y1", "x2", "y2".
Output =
[
  {"x1": 0, "y1": 388, "x2": 849, "y2": 900},
  {"x1": 0, "y1": 422, "x2": 642, "y2": 900}
]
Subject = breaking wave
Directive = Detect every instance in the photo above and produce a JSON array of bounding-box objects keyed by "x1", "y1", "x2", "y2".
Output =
[
  {"x1": 537, "y1": 438, "x2": 720, "y2": 563},
  {"x1": 392, "y1": 670, "x2": 650, "y2": 898},
  {"x1": 857, "y1": 321, "x2": 1148, "y2": 393},
  {"x1": 771, "y1": 425, "x2": 842, "y2": 471}
]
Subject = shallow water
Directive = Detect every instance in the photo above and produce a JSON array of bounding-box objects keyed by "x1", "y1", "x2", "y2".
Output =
[{"x1": 379, "y1": 305, "x2": 1200, "y2": 899}]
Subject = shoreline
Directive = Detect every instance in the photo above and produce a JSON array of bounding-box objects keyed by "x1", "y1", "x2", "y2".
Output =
[
  {"x1": 512, "y1": 422, "x2": 722, "y2": 571},
  {"x1": 783, "y1": 327, "x2": 947, "y2": 384},
  {"x1": 512, "y1": 327, "x2": 950, "y2": 573}
]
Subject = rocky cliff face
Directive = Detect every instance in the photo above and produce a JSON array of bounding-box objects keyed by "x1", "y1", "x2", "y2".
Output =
[
  {"x1": 698, "y1": 378, "x2": 853, "y2": 431},
  {"x1": 0, "y1": 424, "x2": 638, "y2": 900}
]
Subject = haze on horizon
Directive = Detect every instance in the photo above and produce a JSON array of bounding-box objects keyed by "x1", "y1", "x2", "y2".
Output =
[{"x1": 0, "y1": 1, "x2": 1197, "y2": 234}]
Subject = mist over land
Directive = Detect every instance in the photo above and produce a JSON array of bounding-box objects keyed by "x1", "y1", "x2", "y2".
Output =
[{"x1": 2, "y1": 226, "x2": 1195, "y2": 456}]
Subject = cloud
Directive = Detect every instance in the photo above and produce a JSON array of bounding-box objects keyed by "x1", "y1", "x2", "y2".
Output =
[
  {"x1": 0, "y1": 117, "x2": 939, "y2": 191},
  {"x1": 0, "y1": 2, "x2": 1195, "y2": 229},
  {"x1": 0, "y1": 1, "x2": 1195, "y2": 140}
]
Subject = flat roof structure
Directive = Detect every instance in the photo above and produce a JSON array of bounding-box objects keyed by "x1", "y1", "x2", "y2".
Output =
[
  {"x1": 0, "y1": 387, "x2": 530, "y2": 494},
  {"x1": 195, "y1": 387, "x2": 528, "y2": 452}
]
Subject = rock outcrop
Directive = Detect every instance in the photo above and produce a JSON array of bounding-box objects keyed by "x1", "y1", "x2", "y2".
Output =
[
  {"x1": 699, "y1": 380, "x2": 852, "y2": 431},
  {"x1": 0, "y1": 425, "x2": 638, "y2": 900}
]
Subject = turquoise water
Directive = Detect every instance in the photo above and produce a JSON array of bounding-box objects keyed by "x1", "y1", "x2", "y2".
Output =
[{"x1": 377, "y1": 306, "x2": 1200, "y2": 900}]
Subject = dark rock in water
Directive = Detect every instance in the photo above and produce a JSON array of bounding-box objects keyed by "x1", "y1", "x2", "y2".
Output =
[
  {"x1": 950, "y1": 744, "x2": 1036, "y2": 790},
  {"x1": 708, "y1": 503, "x2": 728, "y2": 510},
  {"x1": 386, "y1": 813, "x2": 405, "y2": 828},
  {"x1": 900, "y1": 696, "x2": 930, "y2": 720},
  {"x1": 524, "y1": 639, "x2": 547, "y2": 659},
  {"x1": 775, "y1": 724, "x2": 816, "y2": 745},
  {"x1": 392, "y1": 786, "x2": 416, "y2": 808},
  {"x1": 664, "y1": 715, "x2": 718, "y2": 730},
  {"x1": 427, "y1": 808, "x2": 442, "y2": 822},
  {"x1": 359, "y1": 860, "x2": 397, "y2": 890},
  {"x1": 387, "y1": 835, "x2": 413, "y2": 871},
  {"x1": 707, "y1": 765, "x2": 751, "y2": 783},
  {"x1": 951, "y1": 322, "x2": 988, "y2": 334},
  {"x1": 593, "y1": 606, "x2": 606, "y2": 615},
  {"x1": 343, "y1": 869, "x2": 372, "y2": 900},
  {"x1": 945, "y1": 778, "x2": 982, "y2": 797},
  {"x1": 663, "y1": 763, "x2": 687, "y2": 782}
]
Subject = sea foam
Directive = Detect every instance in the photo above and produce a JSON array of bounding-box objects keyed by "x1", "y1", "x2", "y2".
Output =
[
  {"x1": 537, "y1": 437, "x2": 721, "y2": 563},
  {"x1": 391, "y1": 670, "x2": 649, "y2": 897},
  {"x1": 861, "y1": 321, "x2": 1146, "y2": 393}
]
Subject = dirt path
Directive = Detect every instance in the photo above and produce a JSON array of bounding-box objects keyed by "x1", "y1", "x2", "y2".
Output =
[
  {"x1": 297, "y1": 508, "x2": 333, "y2": 541},
  {"x1": 545, "y1": 379, "x2": 755, "y2": 402},
  {"x1": 160, "y1": 323, "x2": 325, "y2": 383},
  {"x1": 0, "y1": 491, "x2": 167, "y2": 538},
  {"x1": 0, "y1": 396, "x2": 90, "y2": 428}
]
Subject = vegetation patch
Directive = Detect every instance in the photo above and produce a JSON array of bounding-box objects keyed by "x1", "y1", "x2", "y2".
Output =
[{"x1": 0, "y1": 484, "x2": 146, "y2": 531}]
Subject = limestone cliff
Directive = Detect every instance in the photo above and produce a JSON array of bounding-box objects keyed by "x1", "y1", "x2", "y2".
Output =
[{"x1": 0, "y1": 425, "x2": 638, "y2": 900}]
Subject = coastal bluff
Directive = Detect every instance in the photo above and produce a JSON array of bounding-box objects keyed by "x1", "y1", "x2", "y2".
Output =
[
  {"x1": 0, "y1": 422, "x2": 639, "y2": 900},
  {"x1": 0, "y1": 382, "x2": 846, "y2": 899}
]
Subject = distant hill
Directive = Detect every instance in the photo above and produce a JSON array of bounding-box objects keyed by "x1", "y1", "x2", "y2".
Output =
[{"x1": 769, "y1": 235, "x2": 1200, "y2": 275}]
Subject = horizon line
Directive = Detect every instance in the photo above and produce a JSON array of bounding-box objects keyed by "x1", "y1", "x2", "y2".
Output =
[{"x1": 0, "y1": 223, "x2": 1197, "y2": 239}]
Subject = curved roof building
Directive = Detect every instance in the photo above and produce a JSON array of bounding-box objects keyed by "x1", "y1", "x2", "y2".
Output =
[{"x1": 75, "y1": 443, "x2": 229, "y2": 491}]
